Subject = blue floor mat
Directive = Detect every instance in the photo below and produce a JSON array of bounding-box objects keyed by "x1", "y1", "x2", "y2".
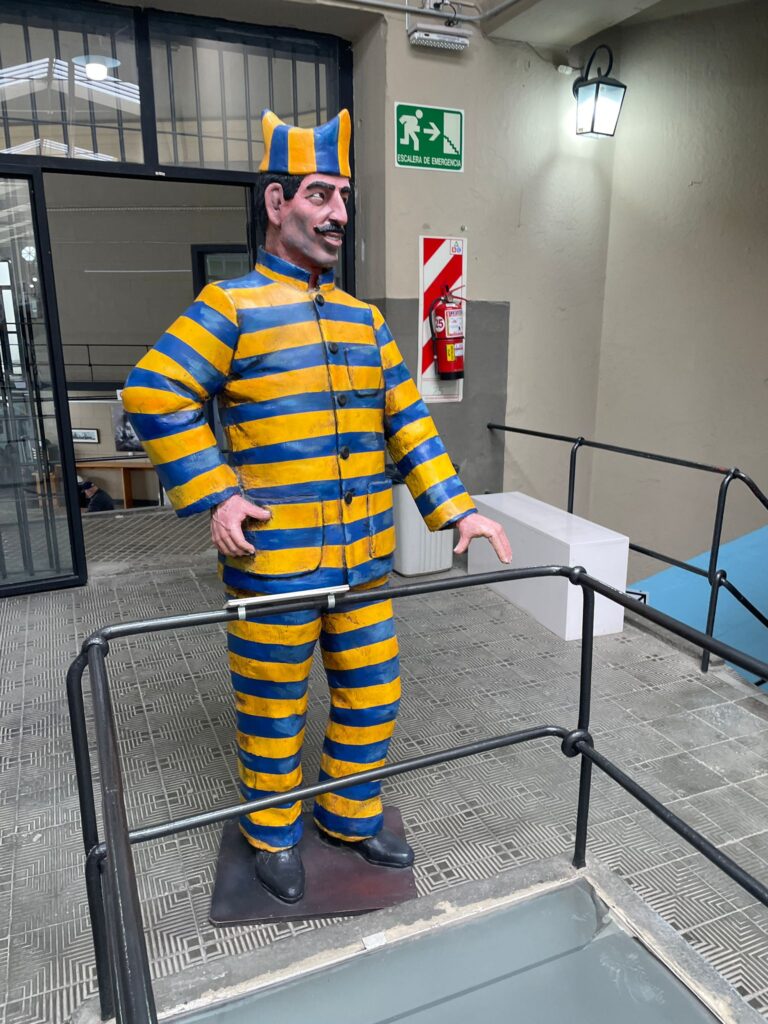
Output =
[{"x1": 632, "y1": 525, "x2": 768, "y2": 688}]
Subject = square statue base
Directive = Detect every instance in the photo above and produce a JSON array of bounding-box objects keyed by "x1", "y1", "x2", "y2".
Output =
[{"x1": 210, "y1": 807, "x2": 417, "y2": 924}]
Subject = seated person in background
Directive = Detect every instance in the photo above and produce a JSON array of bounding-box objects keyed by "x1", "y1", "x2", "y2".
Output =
[{"x1": 77, "y1": 477, "x2": 115, "y2": 513}]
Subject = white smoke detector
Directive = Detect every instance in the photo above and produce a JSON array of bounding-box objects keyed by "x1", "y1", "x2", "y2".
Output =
[{"x1": 407, "y1": 22, "x2": 471, "y2": 51}]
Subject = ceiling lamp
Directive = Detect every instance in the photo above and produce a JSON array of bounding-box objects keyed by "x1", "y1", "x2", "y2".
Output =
[
  {"x1": 72, "y1": 55, "x2": 121, "y2": 82},
  {"x1": 572, "y1": 45, "x2": 626, "y2": 138}
]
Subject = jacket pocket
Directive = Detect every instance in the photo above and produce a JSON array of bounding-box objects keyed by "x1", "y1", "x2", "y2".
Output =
[
  {"x1": 240, "y1": 492, "x2": 324, "y2": 577},
  {"x1": 344, "y1": 346, "x2": 384, "y2": 397},
  {"x1": 367, "y1": 479, "x2": 395, "y2": 559}
]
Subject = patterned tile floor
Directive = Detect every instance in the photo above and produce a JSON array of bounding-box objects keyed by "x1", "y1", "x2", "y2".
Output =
[{"x1": 1, "y1": 508, "x2": 768, "y2": 1022}]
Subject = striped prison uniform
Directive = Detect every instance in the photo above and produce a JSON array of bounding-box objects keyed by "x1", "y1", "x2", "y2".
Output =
[{"x1": 123, "y1": 247, "x2": 476, "y2": 850}]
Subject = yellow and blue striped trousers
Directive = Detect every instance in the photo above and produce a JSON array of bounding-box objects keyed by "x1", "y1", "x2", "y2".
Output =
[{"x1": 230, "y1": 592, "x2": 400, "y2": 851}]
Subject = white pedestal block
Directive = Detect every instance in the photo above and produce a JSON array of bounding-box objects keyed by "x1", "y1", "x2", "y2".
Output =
[{"x1": 468, "y1": 492, "x2": 629, "y2": 640}]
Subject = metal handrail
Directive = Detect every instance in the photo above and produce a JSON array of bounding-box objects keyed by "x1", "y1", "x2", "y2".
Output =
[
  {"x1": 487, "y1": 423, "x2": 768, "y2": 676},
  {"x1": 68, "y1": 567, "x2": 768, "y2": 1024}
]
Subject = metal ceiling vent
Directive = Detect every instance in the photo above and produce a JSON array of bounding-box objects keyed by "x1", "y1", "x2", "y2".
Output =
[{"x1": 407, "y1": 0, "x2": 472, "y2": 51}]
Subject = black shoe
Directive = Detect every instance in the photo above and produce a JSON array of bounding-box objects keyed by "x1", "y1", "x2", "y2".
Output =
[
  {"x1": 318, "y1": 826, "x2": 414, "y2": 868},
  {"x1": 253, "y1": 846, "x2": 305, "y2": 903}
]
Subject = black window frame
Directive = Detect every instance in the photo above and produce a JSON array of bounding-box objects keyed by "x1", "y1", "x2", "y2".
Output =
[
  {"x1": 0, "y1": 0, "x2": 354, "y2": 595},
  {"x1": 0, "y1": 0, "x2": 355, "y2": 291},
  {"x1": 0, "y1": 163, "x2": 87, "y2": 596},
  {"x1": 190, "y1": 244, "x2": 250, "y2": 296}
]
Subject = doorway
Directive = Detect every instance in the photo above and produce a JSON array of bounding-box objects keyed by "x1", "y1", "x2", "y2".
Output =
[
  {"x1": 45, "y1": 171, "x2": 249, "y2": 559},
  {"x1": 0, "y1": 173, "x2": 79, "y2": 592}
]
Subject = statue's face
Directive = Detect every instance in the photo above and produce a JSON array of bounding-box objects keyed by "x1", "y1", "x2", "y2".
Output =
[{"x1": 267, "y1": 174, "x2": 351, "y2": 273}]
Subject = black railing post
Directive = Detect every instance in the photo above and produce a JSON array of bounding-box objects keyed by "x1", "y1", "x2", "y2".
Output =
[
  {"x1": 702, "y1": 569, "x2": 727, "y2": 674},
  {"x1": 67, "y1": 650, "x2": 115, "y2": 1019},
  {"x1": 67, "y1": 652, "x2": 99, "y2": 852},
  {"x1": 702, "y1": 471, "x2": 735, "y2": 671},
  {"x1": 572, "y1": 577, "x2": 594, "y2": 868},
  {"x1": 707, "y1": 471, "x2": 736, "y2": 586},
  {"x1": 567, "y1": 438, "x2": 584, "y2": 514},
  {"x1": 85, "y1": 847, "x2": 115, "y2": 1021},
  {"x1": 87, "y1": 640, "x2": 157, "y2": 1024}
]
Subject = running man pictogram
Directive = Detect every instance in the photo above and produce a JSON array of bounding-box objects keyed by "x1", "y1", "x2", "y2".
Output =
[{"x1": 399, "y1": 108, "x2": 423, "y2": 150}]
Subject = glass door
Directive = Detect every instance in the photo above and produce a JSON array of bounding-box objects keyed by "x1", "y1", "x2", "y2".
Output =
[{"x1": 0, "y1": 174, "x2": 83, "y2": 594}]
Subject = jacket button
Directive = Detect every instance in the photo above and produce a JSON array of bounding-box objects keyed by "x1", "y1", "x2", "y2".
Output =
[
  {"x1": 339, "y1": 446, "x2": 350, "y2": 459},
  {"x1": 344, "y1": 491, "x2": 353, "y2": 505},
  {"x1": 337, "y1": 394, "x2": 348, "y2": 407},
  {"x1": 328, "y1": 342, "x2": 339, "y2": 354},
  {"x1": 314, "y1": 293, "x2": 326, "y2": 306}
]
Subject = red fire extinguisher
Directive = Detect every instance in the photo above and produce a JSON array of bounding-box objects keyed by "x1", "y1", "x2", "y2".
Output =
[{"x1": 429, "y1": 287, "x2": 465, "y2": 380}]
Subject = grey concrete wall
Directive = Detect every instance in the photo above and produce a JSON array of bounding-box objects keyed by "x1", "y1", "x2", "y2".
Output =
[
  {"x1": 373, "y1": 298, "x2": 510, "y2": 496},
  {"x1": 349, "y1": 18, "x2": 613, "y2": 512},
  {"x1": 45, "y1": 173, "x2": 248, "y2": 387},
  {"x1": 586, "y1": 0, "x2": 768, "y2": 577},
  {"x1": 45, "y1": 173, "x2": 247, "y2": 497},
  {"x1": 353, "y1": 19, "x2": 389, "y2": 299}
]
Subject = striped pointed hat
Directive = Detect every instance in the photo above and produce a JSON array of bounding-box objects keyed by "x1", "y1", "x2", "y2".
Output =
[{"x1": 259, "y1": 108, "x2": 352, "y2": 177}]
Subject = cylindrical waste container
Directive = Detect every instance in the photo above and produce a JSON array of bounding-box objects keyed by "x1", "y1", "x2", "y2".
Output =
[{"x1": 390, "y1": 466, "x2": 455, "y2": 576}]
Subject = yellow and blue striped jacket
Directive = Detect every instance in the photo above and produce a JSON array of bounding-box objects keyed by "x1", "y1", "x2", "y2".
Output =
[{"x1": 123, "y1": 249, "x2": 476, "y2": 592}]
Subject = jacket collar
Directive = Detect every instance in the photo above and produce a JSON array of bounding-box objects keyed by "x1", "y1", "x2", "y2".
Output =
[{"x1": 256, "y1": 247, "x2": 336, "y2": 292}]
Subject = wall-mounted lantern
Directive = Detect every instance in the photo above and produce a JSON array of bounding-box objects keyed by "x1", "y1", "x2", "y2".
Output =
[{"x1": 573, "y1": 45, "x2": 626, "y2": 138}]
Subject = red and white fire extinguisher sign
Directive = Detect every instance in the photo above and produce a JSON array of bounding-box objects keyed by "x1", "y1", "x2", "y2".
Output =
[
  {"x1": 429, "y1": 288, "x2": 465, "y2": 380},
  {"x1": 418, "y1": 236, "x2": 466, "y2": 403}
]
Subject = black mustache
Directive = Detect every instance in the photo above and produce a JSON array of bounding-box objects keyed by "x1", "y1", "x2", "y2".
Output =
[{"x1": 315, "y1": 223, "x2": 346, "y2": 237}]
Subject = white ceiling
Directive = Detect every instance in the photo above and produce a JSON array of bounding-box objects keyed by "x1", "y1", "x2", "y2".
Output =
[{"x1": 484, "y1": 0, "x2": 753, "y2": 49}]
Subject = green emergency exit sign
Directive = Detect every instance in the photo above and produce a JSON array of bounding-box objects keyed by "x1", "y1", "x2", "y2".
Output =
[{"x1": 394, "y1": 103, "x2": 464, "y2": 172}]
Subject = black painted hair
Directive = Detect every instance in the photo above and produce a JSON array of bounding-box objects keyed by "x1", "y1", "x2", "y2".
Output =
[{"x1": 253, "y1": 172, "x2": 304, "y2": 237}]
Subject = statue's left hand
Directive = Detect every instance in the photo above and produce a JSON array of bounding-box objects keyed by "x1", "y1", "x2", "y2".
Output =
[
  {"x1": 211, "y1": 494, "x2": 271, "y2": 557},
  {"x1": 453, "y1": 513, "x2": 512, "y2": 564}
]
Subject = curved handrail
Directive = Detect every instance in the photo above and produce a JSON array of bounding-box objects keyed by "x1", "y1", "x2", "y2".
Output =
[
  {"x1": 488, "y1": 423, "x2": 768, "y2": 676},
  {"x1": 487, "y1": 423, "x2": 732, "y2": 476},
  {"x1": 68, "y1": 567, "x2": 768, "y2": 1024}
]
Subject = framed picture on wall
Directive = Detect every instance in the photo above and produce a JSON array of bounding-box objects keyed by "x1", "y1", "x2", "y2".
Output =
[
  {"x1": 112, "y1": 408, "x2": 142, "y2": 452},
  {"x1": 72, "y1": 428, "x2": 99, "y2": 444}
]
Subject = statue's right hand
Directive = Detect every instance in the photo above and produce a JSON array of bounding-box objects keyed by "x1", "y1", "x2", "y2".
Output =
[{"x1": 211, "y1": 494, "x2": 271, "y2": 557}]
